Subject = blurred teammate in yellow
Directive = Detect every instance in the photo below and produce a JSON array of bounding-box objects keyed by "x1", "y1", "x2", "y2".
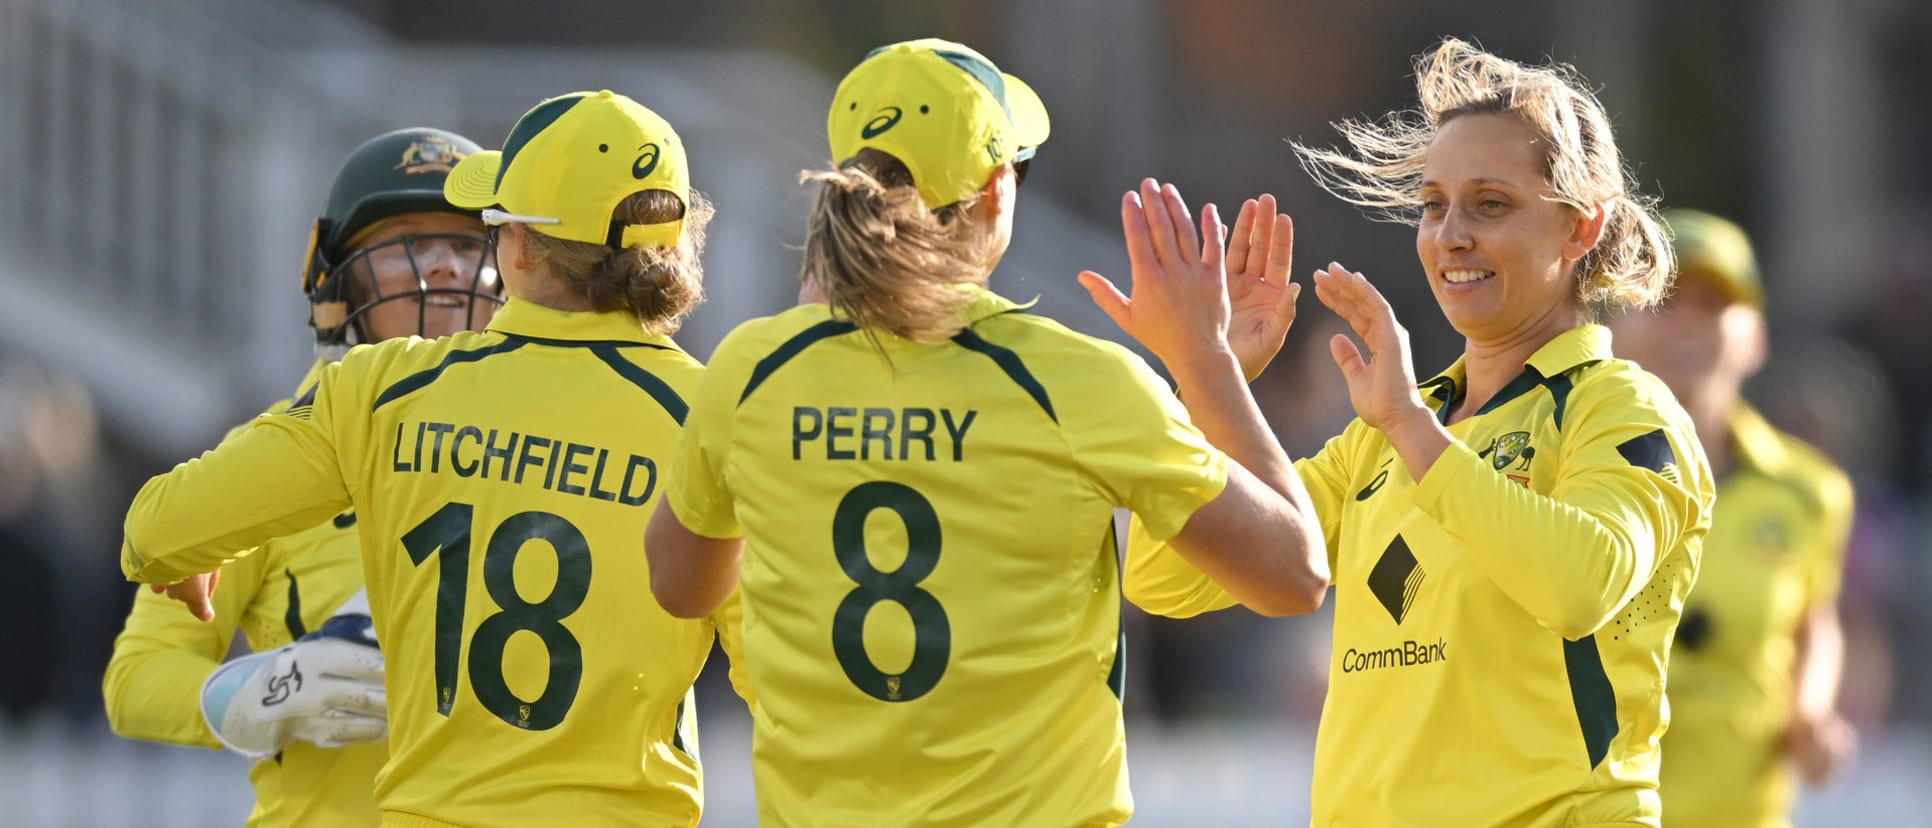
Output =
[
  {"x1": 1611, "y1": 209, "x2": 1856, "y2": 827},
  {"x1": 1113, "y1": 39, "x2": 1714, "y2": 826},
  {"x1": 121, "y1": 91, "x2": 743, "y2": 828},
  {"x1": 104, "y1": 126, "x2": 501, "y2": 827},
  {"x1": 645, "y1": 38, "x2": 1328, "y2": 828}
]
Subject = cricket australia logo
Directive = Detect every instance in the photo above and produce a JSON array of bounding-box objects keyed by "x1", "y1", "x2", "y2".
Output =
[
  {"x1": 1480, "y1": 430, "x2": 1535, "y2": 488},
  {"x1": 1366, "y1": 534, "x2": 1424, "y2": 624}
]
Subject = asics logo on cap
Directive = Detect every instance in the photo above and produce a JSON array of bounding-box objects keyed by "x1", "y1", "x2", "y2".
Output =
[
  {"x1": 862, "y1": 106, "x2": 904, "y2": 139},
  {"x1": 632, "y1": 143, "x2": 661, "y2": 180}
]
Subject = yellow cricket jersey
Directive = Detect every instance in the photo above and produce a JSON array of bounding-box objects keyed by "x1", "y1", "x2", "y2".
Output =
[
  {"x1": 105, "y1": 360, "x2": 383, "y2": 828},
  {"x1": 665, "y1": 291, "x2": 1229, "y2": 828},
  {"x1": 121, "y1": 299, "x2": 743, "y2": 828},
  {"x1": 1657, "y1": 406, "x2": 1853, "y2": 828},
  {"x1": 1127, "y1": 325, "x2": 1714, "y2": 827}
]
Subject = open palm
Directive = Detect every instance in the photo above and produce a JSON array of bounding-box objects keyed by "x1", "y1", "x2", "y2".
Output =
[{"x1": 1224, "y1": 194, "x2": 1301, "y2": 382}]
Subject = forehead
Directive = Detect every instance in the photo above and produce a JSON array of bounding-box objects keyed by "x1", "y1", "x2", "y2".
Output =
[
  {"x1": 356, "y1": 212, "x2": 485, "y2": 245},
  {"x1": 1422, "y1": 114, "x2": 1545, "y2": 187}
]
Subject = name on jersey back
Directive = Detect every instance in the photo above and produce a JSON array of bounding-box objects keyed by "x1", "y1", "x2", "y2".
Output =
[{"x1": 390, "y1": 420, "x2": 658, "y2": 505}]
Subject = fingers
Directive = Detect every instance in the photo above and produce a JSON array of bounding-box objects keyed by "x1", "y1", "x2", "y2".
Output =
[
  {"x1": 1136, "y1": 179, "x2": 1185, "y2": 268},
  {"x1": 1312, "y1": 265, "x2": 1370, "y2": 337},
  {"x1": 1328, "y1": 333, "x2": 1366, "y2": 380},
  {"x1": 1246, "y1": 195, "x2": 1277, "y2": 278},
  {"x1": 1264, "y1": 212, "x2": 1294, "y2": 287},
  {"x1": 1198, "y1": 202, "x2": 1226, "y2": 278},
  {"x1": 1077, "y1": 271, "x2": 1131, "y2": 331},
  {"x1": 1119, "y1": 191, "x2": 1157, "y2": 278},
  {"x1": 306, "y1": 713, "x2": 387, "y2": 748},
  {"x1": 1160, "y1": 183, "x2": 1202, "y2": 264},
  {"x1": 165, "y1": 575, "x2": 217, "y2": 622},
  {"x1": 1277, "y1": 281, "x2": 1304, "y2": 325},
  {"x1": 313, "y1": 679, "x2": 387, "y2": 718},
  {"x1": 1226, "y1": 199, "x2": 1258, "y2": 275}
]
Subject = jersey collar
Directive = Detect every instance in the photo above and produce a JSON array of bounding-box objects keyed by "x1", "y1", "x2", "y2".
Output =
[
  {"x1": 484, "y1": 298, "x2": 682, "y2": 348},
  {"x1": 1417, "y1": 324, "x2": 1615, "y2": 420},
  {"x1": 961, "y1": 289, "x2": 1040, "y2": 324}
]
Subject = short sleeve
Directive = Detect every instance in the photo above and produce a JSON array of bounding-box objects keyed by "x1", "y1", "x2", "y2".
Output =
[
  {"x1": 1804, "y1": 462, "x2": 1856, "y2": 608},
  {"x1": 1065, "y1": 351, "x2": 1229, "y2": 541},
  {"x1": 664, "y1": 340, "x2": 744, "y2": 540}
]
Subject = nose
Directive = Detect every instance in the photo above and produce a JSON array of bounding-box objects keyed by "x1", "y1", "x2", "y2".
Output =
[
  {"x1": 1434, "y1": 204, "x2": 1474, "y2": 254},
  {"x1": 412, "y1": 238, "x2": 467, "y2": 289}
]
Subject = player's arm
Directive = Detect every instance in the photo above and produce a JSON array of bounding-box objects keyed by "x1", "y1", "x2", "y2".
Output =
[
  {"x1": 122, "y1": 371, "x2": 353, "y2": 594},
  {"x1": 1126, "y1": 432, "x2": 1348, "y2": 618},
  {"x1": 1402, "y1": 375, "x2": 1710, "y2": 640},
  {"x1": 1080, "y1": 180, "x2": 1328, "y2": 618},
  {"x1": 647, "y1": 500, "x2": 743, "y2": 619},
  {"x1": 102, "y1": 552, "x2": 267, "y2": 748},
  {"x1": 1788, "y1": 463, "x2": 1858, "y2": 783},
  {"x1": 647, "y1": 345, "x2": 748, "y2": 620}
]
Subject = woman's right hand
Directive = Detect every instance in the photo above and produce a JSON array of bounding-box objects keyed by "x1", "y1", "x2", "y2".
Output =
[
  {"x1": 1223, "y1": 194, "x2": 1301, "y2": 382},
  {"x1": 1079, "y1": 178, "x2": 1237, "y2": 375}
]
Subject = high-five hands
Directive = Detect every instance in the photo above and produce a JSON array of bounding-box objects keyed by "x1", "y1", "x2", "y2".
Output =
[
  {"x1": 1079, "y1": 179, "x2": 1299, "y2": 380},
  {"x1": 1078, "y1": 178, "x2": 1235, "y2": 373}
]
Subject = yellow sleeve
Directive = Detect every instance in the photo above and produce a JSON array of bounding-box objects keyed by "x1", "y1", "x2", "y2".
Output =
[
  {"x1": 1123, "y1": 426, "x2": 1353, "y2": 618},
  {"x1": 664, "y1": 332, "x2": 745, "y2": 539},
  {"x1": 1065, "y1": 349, "x2": 1229, "y2": 541},
  {"x1": 122, "y1": 367, "x2": 354, "y2": 584},
  {"x1": 102, "y1": 547, "x2": 272, "y2": 749},
  {"x1": 708, "y1": 592, "x2": 756, "y2": 717},
  {"x1": 1410, "y1": 374, "x2": 1710, "y2": 640}
]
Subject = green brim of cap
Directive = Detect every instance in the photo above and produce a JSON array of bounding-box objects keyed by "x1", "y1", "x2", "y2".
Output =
[
  {"x1": 444, "y1": 150, "x2": 503, "y2": 210},
  {"x1": 1003, "y1": 74, "x2": 1050, "y2": 149}
]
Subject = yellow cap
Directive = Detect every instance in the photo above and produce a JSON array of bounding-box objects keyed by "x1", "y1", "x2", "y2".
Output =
[
  {"x1": 1665, "y1": 208, "x2": 1763, "y2": 308},
  {"x1": 828, "y1": 38, "x2": 1051, "y2": 209},
  {"x1": 445, "y1": 90, "x2": 689, "y2": 248}
]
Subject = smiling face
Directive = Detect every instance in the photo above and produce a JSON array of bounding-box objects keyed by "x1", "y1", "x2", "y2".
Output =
[
  {"x1": 346, "y1": 212, "x2": 500, "y2": 341},
  {"x1": 1416, "y1": 113, "x2": 1601, "y2": 345}
]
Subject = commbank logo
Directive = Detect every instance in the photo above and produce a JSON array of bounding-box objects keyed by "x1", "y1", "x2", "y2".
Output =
[
  {"x1": 1340, "y1": 638, "x2": 1448, "y2": 674},
  {"x1": 862, "y1": 106, "x2": 904, "y2": 139},
  {"x1": 1366, "y1": 533, "x2": 1424, "y2": 624}
]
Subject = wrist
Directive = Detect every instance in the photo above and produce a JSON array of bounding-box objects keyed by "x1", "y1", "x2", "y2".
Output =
[{"x1": 1163, "y1": 343, "x2": 1242, "y2": 388}]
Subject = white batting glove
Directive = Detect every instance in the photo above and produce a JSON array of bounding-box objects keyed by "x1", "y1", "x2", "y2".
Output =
[{"x1": 199, "y1": 590, "x2": 385, "y2": 759}]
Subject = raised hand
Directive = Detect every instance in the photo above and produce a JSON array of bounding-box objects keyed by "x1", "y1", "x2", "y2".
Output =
[
  {"x1": 1223, "y1": 194, "x2": 1302, "y2": 382},
  {"x1": 1078, "y1": 178, "x2": 1233, "y2": 373},
  {"x1": 1311, "y1": 262, "x2": 1430, "y2": 434}
]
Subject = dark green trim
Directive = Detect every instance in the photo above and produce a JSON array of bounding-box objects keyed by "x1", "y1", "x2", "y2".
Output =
[
  {"x1": 372, "y1": 339, "x2": 529, "y2": 411},
  {"x1": 589, "y1": 344, "x2": 689, "y2": 425},
  {"x1": 1562, "y1": 635, "x2": 1619, "y2": 769},
  {"x1": 738, "y1": 320, "x2": 859, "y2": 406},
  {"x1": 284, "y1": 570, "x2": 307, "y2": 640},
  {"x1": 497, "y1": 95, "x2": 587, "y2": 192},
  {"x1": 1474, "y1": 367, "x2": 1547, "y2": 417},
  {"x1": 671, "y1": 697, "x2": 693, "y2": 758},
  {"x1": 932, "y1": 49, "x2": 1013, "y2": 122},
  {"x1": 1103, "y1": 521, "x2": 1126, "y2": 702},
  {"x1": 1545, "y1": 375, "x2": 1577, "y2": 430},
  {"x1": 951, "y1": 328, "x2": 1056, "y2": 423},
  {"x1": 1420, "y1": 376, "x2": 1458, "y2": 425},
  {"x1": 1616, "y1": 429, "x2": 1677, "y2": 474},
  {"x1": 501, "y1": 334, "x2": 675, "y2": 351}
]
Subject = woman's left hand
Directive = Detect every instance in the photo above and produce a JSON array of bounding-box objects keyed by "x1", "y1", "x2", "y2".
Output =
[{"x1": 1312, "y1": 262, "x2": 1431, "y2": 435}]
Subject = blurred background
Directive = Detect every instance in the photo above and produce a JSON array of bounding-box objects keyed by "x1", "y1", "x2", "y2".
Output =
[{"x1": 2, "y1": 0, "x2": 1928, "y2": 824}]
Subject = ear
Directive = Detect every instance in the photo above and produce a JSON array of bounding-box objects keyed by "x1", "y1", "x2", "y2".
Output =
[
  {"x1": 977, "y1": 163, "x2": 1018, "y2": 222},
  {"x1": 506, "y1": 223, "x2": 534, "y2": 272},
  {"x1": 1562, "y1": 201, "x2": 1611, "y2": 261}
]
